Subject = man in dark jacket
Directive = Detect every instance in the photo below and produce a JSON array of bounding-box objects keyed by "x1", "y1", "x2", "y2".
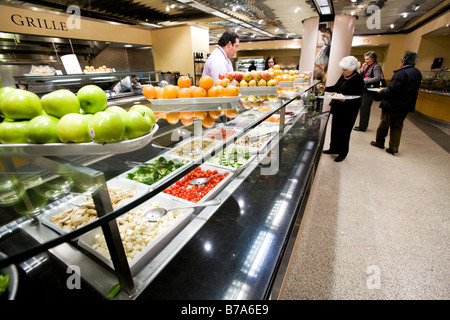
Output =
[{"x1": 371, "y1": 51, "x2": 422, "y2": 155}]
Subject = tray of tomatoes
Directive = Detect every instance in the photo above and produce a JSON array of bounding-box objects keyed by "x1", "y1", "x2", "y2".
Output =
[{"x1": 162, "y1": 165, "x2": 232, "y2": 204}]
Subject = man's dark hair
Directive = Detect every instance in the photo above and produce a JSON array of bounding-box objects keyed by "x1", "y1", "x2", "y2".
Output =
[
  {"x1": 218, "y1": 30, "x2": 239, "y2": 47},
  {"x1": 402, "y1": 51, "x2": 419, "y2": 66}
]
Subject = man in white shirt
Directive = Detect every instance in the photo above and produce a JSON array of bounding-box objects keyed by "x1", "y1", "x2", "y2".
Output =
[{"x1": 202, "y1": 30, "x2": 240, "y2": 84}]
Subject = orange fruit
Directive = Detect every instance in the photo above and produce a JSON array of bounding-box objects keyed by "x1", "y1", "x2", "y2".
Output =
[
  {"x1": 180, "y1": 116, "x2": 193, "y2": 126},
  {"x1": 143, "y1": 85, "x2": 157, "y2": 99},
  {"x1": 154, "y1": 87, "x2": 164, "y2": 99},
  {"x1": 180, "y1": 111, "x2": 194, "y2": 119},
  {"x1": 274, "y1": 69, "x2": 283, "y2": 77},
  {"x1": 208, "y1": 110, "x2": 221, "y2": 118},
  {"x1": 215, "y1": 79, "x2": 222, "y2": 87},
  {"x1": 202, "y1": 114, "x2": 215, "y2": 128},
  {"x1": 163, "y1": 85, "x2": 178, "y2": 99},
  {"x1": 154, "y1": 112, "x2": 165, "y2": 122},
  {"x1": 192, "y1": 86, "x2": 207, "y2": 98},
  {"x1": 224, "y1": 86, "x2": 239, "y2": 97},
  {"x1": 207, "y1": 86, "x2": 222, "y2": 97},
  {"x1": 193, "y1": 111, "x2": 207, "y2": 120},
  {"x1": 199, "y1": 75, "x2": 214, "y2": 90},
  {"x1": 166, "y1": 112, "x2": 179, "y2": 124},
  {"x1": 217, "y1": 85, "x2": 225, "y2": 97},
  {"x1": 224, "y1": 109, "x2": 238, "y2": 118},
  {"x1": 273, "y1": 64, "x2": 281, "y2": 70},
  {"x1": 178, "y1": 87, "x2": 192, "y2": 98},
  {"x1": 177, "y1": 75, "x2": 191, "y2": 88}
]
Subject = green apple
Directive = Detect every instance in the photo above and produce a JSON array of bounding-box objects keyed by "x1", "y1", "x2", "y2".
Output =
[
  {"x1": 41, "y1": 89, "x2": 80, "y2": 118},
  {"x1": 0, "y1": 89, "x2": 43, "y2": 120},
  {"x1": 26, "y1": 114, "x2": 61, "y2": 143},
  {"x1": 130, "y1": 104, "x2": 156, "y2": 124},
  {"x1": 57, "y1": 113, "x2": 91, "y2": 143},
  {"x1": 105, "y1": 106, "x2": 127, "y2": 122},
  {"x1": 0, "y1": 87, "x2": 15, "y2": 106},
  {"x1": 0, "y1": 120, "x2": 29, "y2": 143},
  {"x1": 124, "y1": 109, "x2": 153, "y2": 140},
  {"x1": 88, "y1": 111, "x2": 125, "y2": 143},
  {"x1": 77, "y1": 85, "x2": 107, "y2": 114}
]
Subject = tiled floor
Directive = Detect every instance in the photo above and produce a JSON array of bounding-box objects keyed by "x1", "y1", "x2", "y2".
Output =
[{"x1": 281, "y1": 103, "x2": 450, "y2": 300}]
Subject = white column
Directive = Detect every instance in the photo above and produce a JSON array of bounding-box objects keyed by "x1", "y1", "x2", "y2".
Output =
[
  {"x1": 326, "y1": 15, "x2": 356, "y2": 86},
  {"x1": 299, "y1": 17, "x2": 319, "y2": 73}
]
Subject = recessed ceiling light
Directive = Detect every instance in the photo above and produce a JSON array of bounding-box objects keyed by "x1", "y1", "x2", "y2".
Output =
[
  {"x1": 124, "y1": 44, "x2": 133, "y2": 47},
  {"x1": 402, "y1": 12, "x2": 408, "y2": 18},
  {"x1": 390, "y1": 24, "x2": 395, "y2": 29}
]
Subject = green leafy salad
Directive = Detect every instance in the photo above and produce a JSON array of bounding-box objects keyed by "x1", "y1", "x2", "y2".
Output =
[
  {"x1": 0, "y1": 274, "x2": 9, "y2": 297},
  {"x1": 126, "y1": 157, "x2": 188, "y2": 186},
  {"x1": 208, "y1": 147, "x2": 251, "y2": 169}
]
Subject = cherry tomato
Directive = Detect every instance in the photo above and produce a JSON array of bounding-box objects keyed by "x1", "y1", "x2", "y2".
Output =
[{"x1": 163, "y1": 168, "x2": 228, "y2": 202}]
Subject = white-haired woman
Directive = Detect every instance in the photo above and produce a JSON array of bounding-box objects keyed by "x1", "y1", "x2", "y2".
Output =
[{"x1": 320, "y1": 56, "x2": 364, "y2": 162}]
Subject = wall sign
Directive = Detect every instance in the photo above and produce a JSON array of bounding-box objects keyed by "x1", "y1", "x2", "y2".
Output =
[{"x1": 11, "y1": 14, "x2": 69, "y2": 31}]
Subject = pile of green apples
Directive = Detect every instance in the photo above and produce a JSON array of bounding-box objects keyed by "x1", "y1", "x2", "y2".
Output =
[{"x1": 0, "y1": 84, "x2": 156, "y2": 144}]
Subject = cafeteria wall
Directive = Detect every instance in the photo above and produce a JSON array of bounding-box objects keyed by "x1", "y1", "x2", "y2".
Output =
[{"x1": 151, "y1": 25, "x2": 209, "y2": 77}]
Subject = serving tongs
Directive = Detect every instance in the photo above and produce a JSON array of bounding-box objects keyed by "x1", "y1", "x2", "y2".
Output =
[
  {"x1": 143, "y1": 198, "x2": 222, "y2": 222},
  {"x1": 67, "y1": 203, "x2": 96, "y2": 210},
  {"x1": 125, "y1": 160, "x2": 169, "y2": 169}
]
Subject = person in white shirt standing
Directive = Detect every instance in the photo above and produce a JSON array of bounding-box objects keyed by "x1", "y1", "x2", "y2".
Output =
[{"x1": 202, "y1": 30, "x2": 240, "y2": 84}]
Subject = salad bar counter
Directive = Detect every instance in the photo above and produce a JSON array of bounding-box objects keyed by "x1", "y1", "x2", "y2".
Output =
[{"x1": 0, "y1": 83, "x2": 328, "y2": 300}]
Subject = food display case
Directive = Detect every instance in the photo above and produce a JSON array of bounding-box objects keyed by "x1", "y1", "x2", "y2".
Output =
[
  {"x1": 420, "y1": 70, "x2": 450, "y2": 93},
  {"x1": 416, "y1": 70, "x2": 450, "y2": 122},
  {"x1": 0, "y1": 80, "x2": 328, "y2": 300}
]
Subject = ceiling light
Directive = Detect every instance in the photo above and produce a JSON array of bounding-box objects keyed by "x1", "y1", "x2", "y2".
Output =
[
  {"x1": 166, "y1": 5, "x2": 170, "y2": 12},
  {"x1": 140, "y1": 22, "x2": 163, "y2": 28},
  {"x1": 390, "y1": 24, "x2": 395, "y2": 29},
  {"x1": 211, "y1": 11, "x2": 229, "y2": 19},
  {"x1": 227, "y1": 18, "x2": 241, "y2": 24},
  {"x1": 124, "y1": 44, "x2": 133, "y2": 47},
  {"x1": 402, "y1": 12, "x2": 408, "y2": 18},
  {"x1": 351, "y1": 0, "x2": 357, "y2": 2},
  {"x1": 189, "y1": 2, "x2": 214, "y2": 12},
  {"x1": 412, "y1": 4, "x2": 420, "y2": 11},
  {"x1": 320, "y1": 6, "x2": 331, "y2": 14},
  {"x1": 313, "y1": 0, "x2": 333, "y2": 15}
]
